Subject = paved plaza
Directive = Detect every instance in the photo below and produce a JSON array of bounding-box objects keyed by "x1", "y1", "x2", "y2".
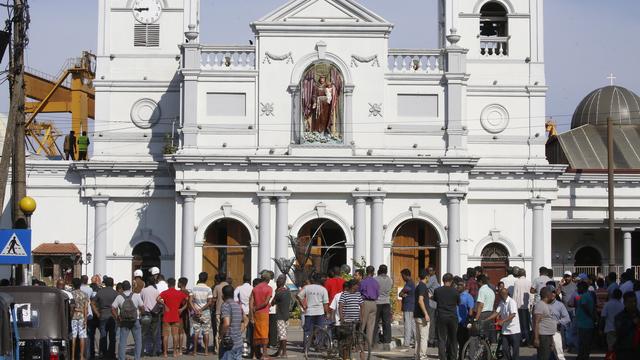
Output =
[{"x1": 132, "y1": 324, "x2": 605, "y2": 360}]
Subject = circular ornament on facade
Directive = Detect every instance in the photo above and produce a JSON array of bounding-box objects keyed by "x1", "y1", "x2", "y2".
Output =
[
  {"x1": 480, "y1": 104, "x2": 509, "y2": 134},
  {"x1": 130, "y1": 98, "x2": 161, "y2": 129}
]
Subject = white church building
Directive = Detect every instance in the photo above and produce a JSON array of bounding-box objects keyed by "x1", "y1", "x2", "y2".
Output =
[{"x1": 3, "y1": 0, "x2": 638, "y2": 286}]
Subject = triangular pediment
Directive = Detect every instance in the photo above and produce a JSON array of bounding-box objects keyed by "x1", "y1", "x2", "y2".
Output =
[{"x1": 257, "y1": 0, "x2": 391, "y2": 25}]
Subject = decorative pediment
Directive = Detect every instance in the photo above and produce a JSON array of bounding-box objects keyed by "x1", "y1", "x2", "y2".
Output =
[
  {"x1": 252, "y1": 0, "x2": 393, "y2": 34},
  {"x1": 259, "y1": 0, "x2": 390, "y2": 24}
]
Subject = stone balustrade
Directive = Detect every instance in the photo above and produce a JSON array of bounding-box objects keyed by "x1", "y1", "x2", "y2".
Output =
[
  {"x1": 480, "y1": 36, "x2": 509, "y2": 56},
  {"x1": 200, "y1": 45, "x2": 256, "y2": 70},
  {"x1": 387, "y1": 49, "x2": 443, "y2": 74}
]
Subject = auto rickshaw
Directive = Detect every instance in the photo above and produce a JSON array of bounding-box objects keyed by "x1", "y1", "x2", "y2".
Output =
[
  {"x1": 3, "y1": 286, "x2": 70, "y2": 360},
  {"x1": 0, "y1": 292, "x2": 17, "y2": 360}
]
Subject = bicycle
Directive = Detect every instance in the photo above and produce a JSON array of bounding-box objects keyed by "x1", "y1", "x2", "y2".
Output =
[
  {"x1": 335, "y1": 321, "x2": 371, "y2": 360},
  {"x1": 461, "y1": 319, "x2": 504, "y2": 360},
  {"x1": 304, "y1": 321, "x2": 371, "y2": 360},
  {"x1": 304, "y1": 323, "x2": 336, "y2": 359}
]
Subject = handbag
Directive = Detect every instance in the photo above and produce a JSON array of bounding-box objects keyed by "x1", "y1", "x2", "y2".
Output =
[{"x1": 151, "y1": 302, "x2": 164, "y2": 315}]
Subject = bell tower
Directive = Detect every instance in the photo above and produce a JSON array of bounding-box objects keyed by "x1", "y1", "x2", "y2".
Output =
[
  {"x1": 438, "y1": 0, "x2": 547, "y2": 164},
  {"x1": 94, "y1": 0, "x2": 199, "y2": 159}
]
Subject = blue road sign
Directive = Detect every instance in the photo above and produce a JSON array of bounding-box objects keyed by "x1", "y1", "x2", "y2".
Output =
[{"x1": 0, "y1": 229, "x2": 31, "y2": 265}]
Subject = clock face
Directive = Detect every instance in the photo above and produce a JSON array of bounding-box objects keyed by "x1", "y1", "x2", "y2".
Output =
[{"x1": 132, "y1": 0, "x2": 162, "y2": 24}]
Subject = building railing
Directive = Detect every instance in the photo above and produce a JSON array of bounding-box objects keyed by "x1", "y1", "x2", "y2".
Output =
[
  {"x1": 387, "y1": 49, "x2": 443, "y2": 74},
  {"x1": 480, "y1": 36, "x2": 509, "y2": 56},
  {"x1": 200, "y1": 45, "x2": 256, "y2": 70},
  {"x1": 552, "y1": 265, "x2": 640, "y2": 279}
]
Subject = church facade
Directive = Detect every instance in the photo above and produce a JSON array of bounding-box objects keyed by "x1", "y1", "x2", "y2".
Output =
[{"x1": 3, "y1": 0, "x2": 581, "y2": 285}]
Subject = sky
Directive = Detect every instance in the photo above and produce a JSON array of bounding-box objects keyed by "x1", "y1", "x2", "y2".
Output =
[{"x1": 2, "y1": 0, "x2": 639, "y2": 133}]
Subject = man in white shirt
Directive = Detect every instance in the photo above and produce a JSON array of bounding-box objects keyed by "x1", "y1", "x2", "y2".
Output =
[
  {"x1": 234, "y1": 275, "x2": 253, "y2": 316},
  {"x1": 140, "y1": 276, "x2": 161, "y2": 356},
  {"x1": 329, "y1": 284, "x2": 345, "y2": 326},
  {"x1": 500, "y1": 266, "x2": 518, "y2": 297},
  {"x1": 530, "y1": 267, "x2": 551, "y2": 304},
  {"x1": 513, "y1": 268, "x2": 532, "y2": 345},
  {"x1": 487, "y1": 288, "x2": 520, "y2": 360}
]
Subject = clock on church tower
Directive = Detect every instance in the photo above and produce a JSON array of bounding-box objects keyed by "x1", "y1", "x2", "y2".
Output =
[{"x1": 132, "y1": 0, "x2": 163, "y2": 24}]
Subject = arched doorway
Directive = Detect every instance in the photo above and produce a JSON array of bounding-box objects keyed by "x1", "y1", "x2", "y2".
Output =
[
  {"x1": 203, "y1": 218, "x2": 251, "y2": 286},
  {"x1": 481, "y1": 243, "x2": 510, "y2": 286},
  {"x1": 391, "y1": 220, "x2": 441, "y2": 305},
  {"x1": 297, "y1": 219, "x2": 347, "y2": 274},
  {"x1": 132, "y1": 242, "x2": 161, "y2": 279},
  {"x1": 574, "y1": 246, "x2": 602, "y2": 267}
]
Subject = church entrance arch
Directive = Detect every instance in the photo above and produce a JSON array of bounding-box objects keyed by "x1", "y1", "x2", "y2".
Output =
[
  {"x1": 132, "y1": 242, "x2": 161, "y2": 279},
  {"x1": 574, "y1": 246, "x2": 602, "y2": 267},
  {"x1": 391, "y1": 220, "x2": 441, "y2": 305},
  {"x1": 203, "y1": 218, "x2": 251, "y2": 286},
  {"x1": 297, "y1": 218, "x2": 347, "y2": 274},
  {"x1": 481, "y1": 243, "x2": 510, "y2": 286}
]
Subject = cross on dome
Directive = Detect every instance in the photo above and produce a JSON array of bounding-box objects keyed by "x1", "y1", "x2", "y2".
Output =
[{"x1": 607, "y1": 73, "x2": 616, "y2": 86}]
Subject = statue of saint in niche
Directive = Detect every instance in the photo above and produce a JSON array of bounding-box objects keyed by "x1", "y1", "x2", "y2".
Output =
[{"x1": 301, "y1": 62, "x2": 343, "y2": 144}]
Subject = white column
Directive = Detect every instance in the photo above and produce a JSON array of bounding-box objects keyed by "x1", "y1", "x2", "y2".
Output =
[
  {"x1": 181, "y1": 191, "x2": 197, "y2": 278},
  {"x1": 352, "y1": 195, "x2": 367, "y2": 269},
  {"x1": 258, "y1": 196, "x2": 271, "y2": 272},
  {"x1": 446, "y1": 193, "x2": 464, "y2": 274},
  {"x1": 370, "y1": 196, "x2": 384, "y2": 269},
  {"x1": 93, "y1": 197, "x2": 109, "y2": 276},
  {"x1": 623, "y1": 229, "x2": 634, "y2": 270},
  {"x1": 531, "y1": 198, "x2": 547, "y2": 274},
  {"x1": 275, "y1": 196, "x2": 290, "y2": 275}
]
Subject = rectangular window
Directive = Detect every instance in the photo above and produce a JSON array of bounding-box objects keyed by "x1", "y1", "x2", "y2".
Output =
[
  {"x1": 207, "y1": 93, "x2": 247, "y2": 117},
  {"x1": 397, "y1": 94, "x2": 438, "y2": 118},
  {"x1": 134, "y1": 24, "x2": 160, "y2": 47}
]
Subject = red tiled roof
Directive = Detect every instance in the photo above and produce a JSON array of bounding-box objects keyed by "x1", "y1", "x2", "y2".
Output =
[{"x1": 32, "y1": 243, "x2": 81, "y2": 255}]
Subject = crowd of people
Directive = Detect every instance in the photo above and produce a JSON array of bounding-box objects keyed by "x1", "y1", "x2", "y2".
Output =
[{"x1": 33, "y1": 263, "x2": 640, "y2": 360}]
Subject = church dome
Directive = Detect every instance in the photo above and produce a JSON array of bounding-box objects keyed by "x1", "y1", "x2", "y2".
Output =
[{"x1": 571, "y1": 86, "x2": 640, "y2": 129}]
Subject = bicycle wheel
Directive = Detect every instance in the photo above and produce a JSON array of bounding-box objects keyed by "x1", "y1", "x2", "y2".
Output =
[
  {"x1": 350, "y1": 330, "x2": 371, "y2": 360},
  {"x1": 462, "y1": 337, "x2": 492, "y2": 360},
  {"x1": 305, "y1": 326, "x2": 333, "y2": 359}
]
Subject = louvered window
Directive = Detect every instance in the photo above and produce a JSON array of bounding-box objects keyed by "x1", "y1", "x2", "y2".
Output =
[{"x1": 134, "y1": 24, "x2": 160, "y2": 47}]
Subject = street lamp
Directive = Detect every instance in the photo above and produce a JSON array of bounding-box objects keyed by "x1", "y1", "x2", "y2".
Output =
[
  {"x1": 18, "y1": 196, "x2": 36, "y2": 286},
  {"x1": 554, "y1": 250, "x2": 574, "y2": 273}
]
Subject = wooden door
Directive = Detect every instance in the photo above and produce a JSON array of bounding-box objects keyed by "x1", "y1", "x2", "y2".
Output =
[
  {"x1": 226, "y1": 220, "x2": 248, "y2": 285},
  {"x1": 481, "y1": 260, "x2": 508, "y2": 287}
]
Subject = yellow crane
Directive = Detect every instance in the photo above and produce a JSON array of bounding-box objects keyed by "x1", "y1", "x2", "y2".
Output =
[{"x1": 23, "y1": 51, "x2": 95, "y2": 158}]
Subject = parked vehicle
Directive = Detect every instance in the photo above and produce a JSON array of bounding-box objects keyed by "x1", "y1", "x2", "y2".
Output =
[
  {"x1": 0, "y1": 292, "x2": 17, "y2": 360},
  {"x1": 3, "y1": 286, "x2": 70, "y2": 360}
]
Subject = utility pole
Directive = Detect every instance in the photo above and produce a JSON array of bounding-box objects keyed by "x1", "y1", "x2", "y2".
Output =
[
  {"x1": 607, "y1": 116, "x2": 615, "y2": 271},
  {"x1": 11, "y1": 0, "x2": 27, "y2": 231}
]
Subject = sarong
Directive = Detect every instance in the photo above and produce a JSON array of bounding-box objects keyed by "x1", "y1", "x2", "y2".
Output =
[{"x1": 253, "y1": 311, "x2": 269, "y2": 345}]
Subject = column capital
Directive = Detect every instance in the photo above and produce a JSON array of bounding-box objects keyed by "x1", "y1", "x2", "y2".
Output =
[
  {"x1": 529, "y1": 197, "x2": 548, "y2": 209},
  {"x1": 621, "y1": 227, "x2": 636, "y2": 233},
  {"x1": 256, "y1": 190, "x2": 291, "y2": 199},
  {"x1": 91, "y1": 196, "x2": 110, "y2": 205},
  {"x1": 179, "y1": 190, "x2": 198, "y2": 199},
  {"x1": 351, "y1": 190, "x2": 386, "y2": 199},
  {"x1": 446, "y1": 192, "x2": 466, "y2": 202}
]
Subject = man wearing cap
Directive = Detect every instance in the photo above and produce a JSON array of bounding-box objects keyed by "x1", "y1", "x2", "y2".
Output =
[
  {"x1": 133, "y1": 269, "x2": 145, "y2": 294},
  {"x1": 486, "y1": 287, "x2": 520, "y2": 360}
]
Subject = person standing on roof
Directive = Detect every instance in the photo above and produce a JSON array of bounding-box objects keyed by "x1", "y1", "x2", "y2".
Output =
[
  {"x1": 77, "y1": 131, "x2": 90, "y2": 161},
  {"x1": 63, "y1": 130, "x2": 76, "y2": 160}
]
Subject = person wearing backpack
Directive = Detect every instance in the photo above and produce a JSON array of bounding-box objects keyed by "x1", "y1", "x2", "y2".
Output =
[{"x1": 111, "y1": 280, "x2": 145, "y2": 360}]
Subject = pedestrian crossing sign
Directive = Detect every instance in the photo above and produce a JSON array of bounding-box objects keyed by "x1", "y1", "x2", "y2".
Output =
[{"x1": 0, "y1": 230, "x2": 31, "y2": 264}]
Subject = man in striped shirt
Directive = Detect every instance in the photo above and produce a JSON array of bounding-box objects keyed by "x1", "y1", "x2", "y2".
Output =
[{"x1": 339, "y1": 280, "x2": 363, "y2": 323}]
